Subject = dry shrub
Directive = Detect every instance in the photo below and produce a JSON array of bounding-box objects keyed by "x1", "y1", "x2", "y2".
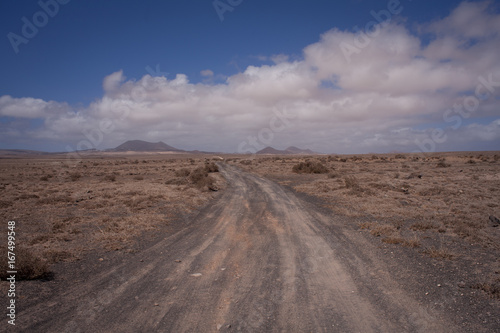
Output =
[
  {"x1": 292, "y1": 161, "x2": 328, "y2": 174},
  {"x1": 344, "y1": 176, "x2": 359, "y2": 189},
  {"x1": 104, "y1": 174, "x2": 116, "y2": 182},
  {"x1": 344, "y1": 176, "x2": 372, "y2": 196},
  {"x1": 240, "y1": 160, "x2": 252, "y2": 165},
  {"x1": 30, "y1": 234, "x2": 51, "y2": 245},
  {"x1": 423, "y1": 246, "x2": 454, "y2": 260},
  {"x1": 403, "y1": 235, "x2": 421, "y2": 248},
  {"x1": 369, "y1": 223, "x2": 396, "y2": 237},
  {"x1": 382, "y1": 234, "x2": 404, "y2": 244},
  {"x1": 454, "y1": 224, "x2": 474, "y2": 238},
  {"x1": 327, "y1": 172, "x2": 339, "y2": 179},
  {"x1": 0, "y1": 246, "x2": 51, "y2": 280},
  {"x1": 124, "y1": 197, "x2": 149, "y2": 211},
  {"x1": 133, "y1": 175, "x2": 144, "y2": 180},
  {"x1": 472, "y1": 278, "x2": 500, "y2": 299},
  {"x1": 0, "y1": 200, "x2": 13, "y2": 208},
  {"x1": 175, "y1": 168, "x2": 191, "y2": 177},
  {"x1": 204, "y1": 162, "x2": 219, "y2": 173},
  {"x1": 436, "y1": 159, "x2": 451, "y2": 168},
  {"x1": 410, "y1": 221, "x2": 437, "y2": 231},
  {"x1": 189, "y1": 167, "x2": 215, "y2": 190},
  {"x1": 359, "y1": 222, "x2": 374, "y2": 230},
  {"x1": 16, "y1": 194, "x2": 39, "y2": 200},
  {"x1": 69, "y1": 172, "x2": 82, "y2": 181}
]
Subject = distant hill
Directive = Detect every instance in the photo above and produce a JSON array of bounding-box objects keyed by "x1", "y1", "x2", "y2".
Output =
[
  {"x1": 0, "y1": 149, "x2": 53, "y2": 156},
  {"x1": 256, "y1": 146, "x2": 319, "y2": 155},
  {"x1": 111, "y1": 140, "x2": 184, "y2": 152},
  {"x1": 284, "y1": 146, "x2": 318, "y2": 155}
]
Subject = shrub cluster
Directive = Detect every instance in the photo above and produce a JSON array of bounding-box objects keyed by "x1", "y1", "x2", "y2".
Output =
[
  {"x1": 189, "y1": 167, "x2": 216, "y2": 190},
  {"x1": 204, "y1": 162, "x2": 219, "y2": 173},
  {"x1": 292, "y1": 161, "x2": 328, "y2": 174}
]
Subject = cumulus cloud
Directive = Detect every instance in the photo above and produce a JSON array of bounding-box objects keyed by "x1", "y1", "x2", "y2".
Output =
[
  {"x1": 102, "y1": 70, "x2": 125, "y2": 94},
  {"x1": 0, "y1": 95, "x2": 70, "y2": 119},
  {"x1": 1, "y1": 1, "x2": 499, "y2": 153}
]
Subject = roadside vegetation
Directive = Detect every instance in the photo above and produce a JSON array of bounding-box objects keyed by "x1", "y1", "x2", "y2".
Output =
[{"x1": 0, "y1": 156, "x2": 224, "y2": 280}]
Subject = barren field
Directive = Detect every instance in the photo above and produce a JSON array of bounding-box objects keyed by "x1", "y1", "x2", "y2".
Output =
[
  {"x1": 0, "y1": 154, "x2": 225, "y2": 280},
  {"x1": 0, "y1": 151, "x2": 499, "y2": 332}
]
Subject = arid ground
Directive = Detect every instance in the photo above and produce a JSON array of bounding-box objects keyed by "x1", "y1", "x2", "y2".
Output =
[{"x1": 0, "y1": 151, "x2": 499, "y2": 332}]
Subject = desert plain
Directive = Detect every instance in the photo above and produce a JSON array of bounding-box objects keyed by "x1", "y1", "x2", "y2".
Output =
[{"x1": 0, "y1": 150, "x2": 499, "y2": 331}]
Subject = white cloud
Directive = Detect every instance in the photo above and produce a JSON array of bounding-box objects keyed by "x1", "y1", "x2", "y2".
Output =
[
  {"x1": 200, "y1": 69, "x2": 214, "y2": 77},
  {"x1": 1, "y1": 1, "x2": 500, "y2": 153},
  {"x1": 102, "y1": 70, "x2": 125, "y2": 94},
  {"x1": 0, "y1": 95, "x2": 70, "y2": 119}
]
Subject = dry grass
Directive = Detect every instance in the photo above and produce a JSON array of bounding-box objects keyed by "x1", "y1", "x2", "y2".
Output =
[
  {"x1": 0, "y1": 154, "x2": 225, "y2": 276},
  {"x1": 423, "y1": 245, "x2": 455, "y2": 260},
  {"x1": 472, "y1": 278, "x2": 500, "y2": 299},
  {"x1": 232, "y1": 152, "x2": 500, "y2": 251},
  {"x1": 0, "y1": 246, "x2": 51, "y2": 280}
]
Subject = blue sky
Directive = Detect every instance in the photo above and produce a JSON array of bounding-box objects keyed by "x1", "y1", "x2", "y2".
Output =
[{"x1": 1, "y1": 0, "x2": 499, "y2": 153}]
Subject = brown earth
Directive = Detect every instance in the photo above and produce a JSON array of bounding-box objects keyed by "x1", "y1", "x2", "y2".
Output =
[{"x1": 0, "y1": 152, "x2": 499, "y2": 332}]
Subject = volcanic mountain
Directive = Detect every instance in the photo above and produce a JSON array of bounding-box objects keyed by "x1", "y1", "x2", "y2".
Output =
[
  {"x1": 256, "y1": 146, "x2": 319, "y2": 155},
  {"x1": 111, "y1": 140, "x2": 184, "y2": 152}
]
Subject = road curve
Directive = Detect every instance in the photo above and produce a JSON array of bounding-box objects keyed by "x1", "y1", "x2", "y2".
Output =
[{"x1": 17, "y1": 163, "x2": 454, "y2": 332}]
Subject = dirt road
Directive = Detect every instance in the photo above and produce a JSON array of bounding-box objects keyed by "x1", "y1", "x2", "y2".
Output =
[{"x1": 16, "y1": 163, "x2": 457, "y2": 332}]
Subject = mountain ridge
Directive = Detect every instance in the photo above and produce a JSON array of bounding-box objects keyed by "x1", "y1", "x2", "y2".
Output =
[
  {"x1": 110, "y1": 140, "x2": 184, "y2": 152},
  {"x1": 256, "y1": 146, "x2": 319, "y2": 155}
]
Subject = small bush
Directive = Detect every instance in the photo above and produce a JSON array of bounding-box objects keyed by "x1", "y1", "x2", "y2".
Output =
[
  {"x1": 292, "y1": 161, "x2": 328, "y2": 174},
  {"x1": 104, "y1": 174, "x2": 116, "y2": 182},
  {"x1": 344, "y1": 176, "x2": 372, "y2": 196},
  {"x1": 0, "y1": 246, "x2": 51, "y2": 280},
  {"x1": 436, "y1": 159, "x2": 450, "y2": 168},
  {"x1": 189, "y1": 167, "x2": 216, "y2": 190},
  {"x1": 204, "y1": 162, "x2": 219, "y2": 173},
  {"x1": 370, "y1": 224, "x2": 396, "y2": 237},
  {"x1": 382, "y1": 235, "x2": 404, "y2": 244},
  {"x1": 410, "y1": 221, "x2": 437, "y2": 231},
  {"x1": 344, "y1": 176, "x2": 359, "y2": 189},
  {"x1": 175, "y1": 168, "x2": 191, "y2": 177},
  {"x1": 403, "y1": 235, "x2": 421, "y2": 248},
  {"x1": 423, "y1": 246, "x2": 454, "y2": 260},
  {"x1": 472, "y1": 279, "x2": 500, "y2": 299},
  {"x1": 69, "y1": 172, "x2": 82, "y2": 181}
]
